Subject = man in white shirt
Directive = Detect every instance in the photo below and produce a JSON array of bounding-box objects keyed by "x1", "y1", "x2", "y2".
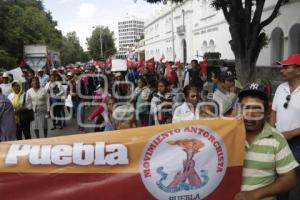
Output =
[
  {"x1": 271, "y1": 54, "x2": 300, "y2": 199},
  {"x1": 0, "y1": 73, "x2": 12, "y2": 97}
]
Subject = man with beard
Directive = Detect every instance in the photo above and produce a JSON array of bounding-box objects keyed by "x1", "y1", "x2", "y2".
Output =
[
  {"x1": 271, "y1": 54, "x2": 300, "y2": 199},
  {"x1": 235, "y1": 83, "x2": 298, "y2": 200}
]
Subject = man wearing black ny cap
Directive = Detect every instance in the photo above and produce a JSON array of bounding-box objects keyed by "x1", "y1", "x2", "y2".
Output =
[
  {"x1": 235, "y1": 82, "x2": 298, "y2": 200},
  {"x1": 212, "y1": 70, "x2": 237, "y2": 115}
]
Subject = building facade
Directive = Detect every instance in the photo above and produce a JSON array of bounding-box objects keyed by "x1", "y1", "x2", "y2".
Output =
[
  {"x1": 144, "y1": 0, "x2": 300, "y2": 66},
  {"x1": 117, "y1": 16, "x2": 145, "y2": 59}
]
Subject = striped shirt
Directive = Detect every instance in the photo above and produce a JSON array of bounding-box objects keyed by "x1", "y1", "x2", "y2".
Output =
[{"x1": 242, "y1": 123, "x2": 298, "y2": 200}]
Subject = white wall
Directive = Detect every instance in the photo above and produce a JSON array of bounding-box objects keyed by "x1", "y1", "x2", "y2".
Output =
[{"x1": 145, "y1": 0, "x2": 300, "y2": 65}]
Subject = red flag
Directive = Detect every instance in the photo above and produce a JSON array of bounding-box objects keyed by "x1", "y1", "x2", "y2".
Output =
[
  {"x1": 127, "y1": 59, "x2": 134, "y2": 70},
  {"x1": 200, "y1": 57, "x2": 208, "y2": 76},
  {"x1": 106, "y1": 56, "x2": 112, "y2": 68},
  {"x1": 146, "y1": 57, "x2": 155, "y2": 72},
  {"x1": 175, "y1": 60, "x2": 182, "y2": 70},
  {"x1": 137, "y1": 59, "x2": 145, "y2": 74},
  {"x1": 165, "y1": 63, "x2": 178, "y2": 85}
]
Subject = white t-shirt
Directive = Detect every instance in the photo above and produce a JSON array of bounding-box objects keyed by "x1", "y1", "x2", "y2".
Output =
[
  {"x1": 0, "y1": 83, "x2": 12, "y2": 97},
  {"x1": 272, "y1": 82, "x2": 300, "y2": 132},
  {"x1": 172, "y1": 102, "x2": 199, "y2": 123}
]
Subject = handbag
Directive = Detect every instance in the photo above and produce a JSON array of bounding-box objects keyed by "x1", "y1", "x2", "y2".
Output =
[{"x1": 19, "y1": 91, "x2": 34, "y2": 122}]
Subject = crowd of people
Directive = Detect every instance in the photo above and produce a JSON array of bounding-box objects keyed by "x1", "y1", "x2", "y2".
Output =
[{"x1": 1, "y1": 53, "x2": 300, "y2": 200}]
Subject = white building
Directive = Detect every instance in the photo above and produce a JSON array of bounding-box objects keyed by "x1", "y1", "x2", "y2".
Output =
[
  {"x1": 144, "y1": 0, "x2": 300, "y2": 65},
  {"x1": 117, "y1": 16, "x2": 145, "y2": 59}
]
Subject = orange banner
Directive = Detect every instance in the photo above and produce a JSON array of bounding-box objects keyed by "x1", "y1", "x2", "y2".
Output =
[{"x1": 0, "y1": 119, "x2": 245, "y2": 200}]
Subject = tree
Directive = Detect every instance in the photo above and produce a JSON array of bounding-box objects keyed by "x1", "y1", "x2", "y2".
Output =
[
  {"x1": 145, "y1": 0, "x2": 286, "y2": 83},
  {"x1": 60, "y1": 32, "x2": 89, "y2": 65},
  {"x1": 0, "y1": 0, "x2": 63, "y2": 69},
  {"x1": 87, "y1": 26, "x2": 117, "y2": 60}
]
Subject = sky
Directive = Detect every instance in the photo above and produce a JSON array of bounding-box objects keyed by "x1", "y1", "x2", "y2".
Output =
[{"x1": 43, "y1": 0, "x2": 162, "y2": 51}]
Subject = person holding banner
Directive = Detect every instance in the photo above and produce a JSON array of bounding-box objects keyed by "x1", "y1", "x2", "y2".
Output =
[
  {"x1": 172, "y1": 85, "x2": 200, "y2": 123},
  {"x1": 235, "y1": 83, "x2": 298, "y2": 200}
]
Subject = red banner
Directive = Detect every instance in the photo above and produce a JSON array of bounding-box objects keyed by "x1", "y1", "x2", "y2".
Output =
[{"x1": 0, "y1": 119, "x2": 245, "y2": 200}]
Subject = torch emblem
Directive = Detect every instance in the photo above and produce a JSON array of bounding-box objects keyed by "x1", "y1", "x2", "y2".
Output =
[{"x1": 156, "y1": 139, "x2": 209, "y2": 193}]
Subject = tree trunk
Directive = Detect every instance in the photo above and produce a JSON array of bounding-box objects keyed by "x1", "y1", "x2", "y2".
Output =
[{"x1": 235, "y1": 53, "x2": 256, "y2": 85}]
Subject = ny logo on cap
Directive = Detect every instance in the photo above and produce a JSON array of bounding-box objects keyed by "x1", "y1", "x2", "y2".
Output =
[
  {"x1": 250, "y1": 83, "x2": 259, "y2": 90},
  {"x1": 227, "y1": 71, "x2": 232, "y2": 76}
]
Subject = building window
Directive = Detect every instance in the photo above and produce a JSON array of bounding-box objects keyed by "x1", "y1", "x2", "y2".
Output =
[
  {"x1": 209, "y1": 40, "x2": 215, "y2": 52},
  {"x1": 289, "y1": 23, "x2": 300, "y2": 54},
  {"x1": 201, "y1": 41, "x2": 208, "y2": 53},
  {"x1": 270, "y1": 27, "x2": 284, "y2": 65}
]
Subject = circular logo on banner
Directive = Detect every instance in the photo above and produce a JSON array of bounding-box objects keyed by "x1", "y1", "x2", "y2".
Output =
[{"x1": 140, "y1": 126, "x2": 228, "y2": 200}]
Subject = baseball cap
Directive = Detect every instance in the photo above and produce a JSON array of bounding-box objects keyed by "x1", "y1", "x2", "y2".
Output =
[
  {"x1": 220, "y1": 70, "x2": 235, "y2": 81},
  {"x1": 277, "y1": 54, "x2": 300, "y2": 66},
  {"x1": 238, "y1": 82, "x2": 268, "y2": 101},
  {"x1": 2, "y1": 72, "x2": 9, "y2": 78},
  {"x1": 38, "y1": 68, "x2": 43, "y2": 72},
  {"x1": 67, "y1": 72, "x2": 73, "y2": 77}
]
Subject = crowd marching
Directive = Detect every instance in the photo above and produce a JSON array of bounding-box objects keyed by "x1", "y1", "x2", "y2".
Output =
[{"x1": 1, "y1": 53, "x2": 300, "y2": 200}]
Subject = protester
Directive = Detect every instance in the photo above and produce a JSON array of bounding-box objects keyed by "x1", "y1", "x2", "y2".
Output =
[
  {"x1": 0, "y1": 90, "x2": 16, "y2": 141},
  {"x1": 8, "y1": 80, "x2": 32, "y2": 140},
  {"x1": 38, "y1": 68, "x2": 49, "y2": 88},
  {"x1": 132, "y1": 76, "x2": 151, "y2": 127},
  {"x1": 150, "y1": 78, "x2": 174, "y2": 125},
  {"x1": 45, "y1": 74, "x2": 64, "y2": 130},
  {"x1": 0, "y1": 72, "x2": 12, "y2": 97},
  {"x1": 211, "y1": 69, "x2": 221, "y2": 92},
  {"x1": 183, "y1": 59, "x2": 204, "y2": 90},
  {"x1": 22, "y1": 69, "x2": 34, "y2": 91},
  {"x1": 114, "y1": 72, "x2": 130, "y2": 102},
  {"x1": 271, "y1": 54, "x2": 300, "y2": 199},
  {"x1": 27, "y1": 77, "x2": 50, "y2": 138},
  {"x1": 213, "y1": 70, "x2": 237, "y2": 115},
  {"x1": 66, "y1": 72, "x2": 78, "y2": 118},
  {"x1": 235, "y1": 82, "x2": 298, "y2": 200},
  {"x1": 172, "y1": 85, "x2": 200, "y2": 123},
  {"x1": 103, "y1": 97, "x2": 117, "y2": 131}
]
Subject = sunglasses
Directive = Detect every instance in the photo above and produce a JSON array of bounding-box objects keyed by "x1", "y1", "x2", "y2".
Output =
[{"x1": 283, "y1": 95, "x2": 291, "y2": 109}]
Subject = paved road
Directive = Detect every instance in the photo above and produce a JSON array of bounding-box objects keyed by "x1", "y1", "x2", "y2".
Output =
[{"x1": 29, "y1": 107, "x2": 98, "y2": 139}]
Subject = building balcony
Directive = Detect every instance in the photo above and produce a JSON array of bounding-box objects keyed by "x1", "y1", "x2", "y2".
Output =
[{"x1": 177, "y1": 25, "x2": 186, "y2": 36}]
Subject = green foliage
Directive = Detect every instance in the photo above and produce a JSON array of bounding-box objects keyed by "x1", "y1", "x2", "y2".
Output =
[
  {"x1": 145, "y1": 0, "x2": 183, "y2": 3},
  {"x1": 0, "y1": 0, "x2": 63, "y2": 69},
  {"x1": 60, "y1": 32, "x2": 90, "y2": 65},
  {"x1": 87, "y1": 26, "x2": 117, "y2": 60},
  {"x1": 0, "y1": 49, "x2": 17, "y2": 70}
]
